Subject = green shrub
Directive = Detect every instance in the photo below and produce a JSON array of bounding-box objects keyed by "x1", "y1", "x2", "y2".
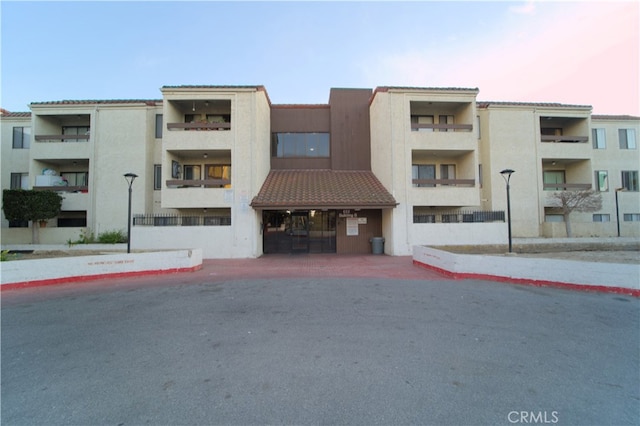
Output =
[
  {"x1": 97, "y1": 230, "x2": 127, "y2": 244},
  {"x1": 1, "y1": 250, "x2": 15, "y2": 262}
]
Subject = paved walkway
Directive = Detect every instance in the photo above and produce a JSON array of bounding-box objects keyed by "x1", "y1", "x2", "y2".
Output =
[{"x1": 202, "y1": 254, "x2": 445, "y2": 281}]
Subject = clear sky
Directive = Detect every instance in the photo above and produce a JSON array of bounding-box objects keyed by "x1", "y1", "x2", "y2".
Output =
[{"x1": 1, "y1": 1, "x2": 638, "y2": 115}]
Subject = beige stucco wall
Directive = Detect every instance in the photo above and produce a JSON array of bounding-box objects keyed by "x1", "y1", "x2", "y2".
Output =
[
  {"x1": 1, "y1": 114, "x2": 32, "y2": 229},
  {"x1": 370, "y1": 89, "x2": 481, "y2": 255},
  {"x1": 481, "y1": 106, "x2": 545, "y2": 237}
]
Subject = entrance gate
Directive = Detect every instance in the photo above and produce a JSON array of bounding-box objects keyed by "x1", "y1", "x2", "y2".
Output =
[{"x1": 263, "y1": 210, "x2": 336, "y2": 254}]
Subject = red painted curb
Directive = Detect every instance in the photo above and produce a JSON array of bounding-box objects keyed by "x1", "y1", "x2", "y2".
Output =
[
  {"x1": 413, "y1": 260, "x2": 640, "y2": 297},
  {"x1": 0, "y1": 265, "x2": 202, "y2": 291}
]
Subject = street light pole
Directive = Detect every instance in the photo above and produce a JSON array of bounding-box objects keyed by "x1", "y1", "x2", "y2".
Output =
[
  {"x1": 500, "y1": 169, "x2": 515, "y2": 253},
  {"x1": 124, "y1": 173, "x2": 138, "y2": 253}
]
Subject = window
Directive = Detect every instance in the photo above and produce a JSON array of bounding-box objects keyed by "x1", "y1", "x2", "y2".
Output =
[
  {"x1": 592, "y1": 128, "x2": 606, "y2": 149},
  {"x1": 10, "y1": 173, "x2": 28, "y2": 189},
  {"x1": 62, "y1": 126, "x2": 90, "y2": 142},
  {"x1": 592, "y1": 214, "x2": 610, "y2": 222},
  {"x1": 154, "y1": 165, "x2": 162, "y2": 190},
  {"x1": 545, "y1": 214, "x2": 564, "y2": 222},
  {"x1": 478, "y1": 164, "x2": 483, "y2": 187},
  {"x1": 440, "y1": 164, "x2": 456, "y2": 184},
  {"x1": 12, "y1": 127, "x2": 31, "y2": 149},
  {"x1": 271, "y1": 133, "x2": 330, "y2": 158},
  {"x1": 206, "y1": 164, "x2": 231, "y2": 188},
  {"x1": 411, "y1": 115, "x2": 434, "y2": 132},
  {"x1": 594, "y1": 170, "x2": 608, "y2": 192},
  {"x1": 438, "y1": 115, "x2": 454, "y2": 132},
  {"x1": 60, "y1": 172, "x2": 88, "y2": 186},
  {"x1": 619, "y1": 129, "x2": 637, "y2": 149},
  {"x1": 623, "y1": 213, "x2": 640, "y2": 222},
  {"x1": 183, "y1": 165, "x2": 201, "y2": 180},
  {"x1": 621, "y1": 171, "x2": 639, "y2": 191},
  {"x1": 155, "y1": 114, "x2": 163, "y2": 138},
  {"x1": 412, "y1": 164, "x2": 435, "y2": 187},
  {"x1": 477, "y1": 116, "x2": 481, "y2": 139},
  {"x1": 543, "y1": 170, "x2": 565, "y2": 190}
]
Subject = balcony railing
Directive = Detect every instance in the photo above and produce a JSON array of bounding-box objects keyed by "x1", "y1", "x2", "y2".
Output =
[
  {"x1": 543, "y1": 183, "x2": 592, "y2": 191},
  {"x1": 166, "y1": 179, "x2": 231, "y2": 188},
  {"x1": 412, "y1": 178, "x2": 475, "y2": 187},
  {"x1": 133, "y1": 214, "x2": 231, "y2": 226},
  {"x1": 414, "y1": 210, "x2": 505, "y2": 224},
  {"x1": 540, "y1": 135, "x2": 588, "y2": 143},
  {"x1": 33, "y1": 186, "x2": 88, "y2": 192},
  {"x1": 167, "y1": 122, "x2": 231, "y2": 131},
  {"x1": 411, "y1": 123, "x2": 473, "y2": 132},
  {"x1": 34, "y1": 134, "x2": 90, "y2": 142}
]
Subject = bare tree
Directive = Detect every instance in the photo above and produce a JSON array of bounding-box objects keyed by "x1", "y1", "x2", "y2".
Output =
[{"x1": 550, "y1": 190, "x2": 603, "y2": 237}]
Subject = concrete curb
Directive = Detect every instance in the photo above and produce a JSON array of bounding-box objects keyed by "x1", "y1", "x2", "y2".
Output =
[
  {"x1": 1, "y1": 249, "x2": 203, "y2": 290},
  {"x1": 413, "y1": 245, "x2": 640, "y2": 297}
]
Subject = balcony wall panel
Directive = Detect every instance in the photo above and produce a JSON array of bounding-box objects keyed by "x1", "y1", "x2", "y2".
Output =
[
  {"x1": 32, "y1": 142, "x2": 91, "y2": 159},
  {"x1": 60, "y1": 192, "x2": 89, "y2": 211},
  {"x1": 163, "y1": 130, "x2": 233, "y2": 151},
  {"x1": 161, "y1": 187, "x2": 232, "y2": 209},
  {"x1": 410, "y1": 186, "x2": 480, "y2": 206},
  {"x1": 538, "y1": 142, "x2": 591, "y2": 160}
]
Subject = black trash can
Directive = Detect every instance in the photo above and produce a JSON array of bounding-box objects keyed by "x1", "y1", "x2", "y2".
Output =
[{"x1": 370, "y1": 237, "x2": 385, "y2": 255}]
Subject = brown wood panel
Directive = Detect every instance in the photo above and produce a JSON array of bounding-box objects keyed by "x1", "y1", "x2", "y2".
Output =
[
  {"x1": 271, "y1": 106, "x2": 331, "y2": 132},
  {"x1": 329, "y1": 88, "x2": 372, "y2": 171},
  {"x1": 336, "y1": 209, "x2": 382, "y2": 254}
]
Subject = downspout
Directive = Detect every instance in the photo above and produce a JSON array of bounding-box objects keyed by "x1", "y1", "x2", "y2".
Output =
[{"x1": 90, "y1": 106, "x2": 99, "y2": 235}]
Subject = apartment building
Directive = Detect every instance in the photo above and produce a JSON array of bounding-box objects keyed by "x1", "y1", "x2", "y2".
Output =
[{"x1": 1, "y1": 86, "x2": 638, "y2": 258}]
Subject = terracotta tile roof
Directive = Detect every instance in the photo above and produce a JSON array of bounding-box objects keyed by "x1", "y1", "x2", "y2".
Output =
[
  {"x1": 0, "y1": 110, "x2": 31, "y2": 118},
  {"x1": 251, "y1": 169, "x2": 397, "y2": 209},
  {"x1": 592, "y1": 114, "x2": 640, "y2": 121},
  {"x1": 30, "y1": 99, "x2": 161, "y2": 106},
  {"x1": 477, "y1": 100, "x2": 591, "y2": 109}
]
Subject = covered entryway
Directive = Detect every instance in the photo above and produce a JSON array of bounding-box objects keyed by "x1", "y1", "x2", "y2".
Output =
[
  {"x1": 251, "y1": 170, "x2": 397, "y2": 255},
  {"x1": 263, "y1": 210, "x2": 336, "y2": 254}
]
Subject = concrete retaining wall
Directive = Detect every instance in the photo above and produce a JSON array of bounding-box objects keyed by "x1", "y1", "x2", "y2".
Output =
[
  {"x1": 1, "y1": 249, "x2": 203, "y2": 289},
  {"x1": 413, "y1": 245, "x2": 640, "y2": 296}
]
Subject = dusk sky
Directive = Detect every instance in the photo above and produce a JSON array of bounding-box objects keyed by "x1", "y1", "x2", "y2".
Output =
[{"x1": 1, "y1": 1, "x2": 638, "y2": 115}]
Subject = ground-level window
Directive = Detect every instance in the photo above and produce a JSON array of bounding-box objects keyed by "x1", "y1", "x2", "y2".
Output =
[
  {"x1": 592, "y1": 214, "x2": 610, "y2": 222},
  {"x1": 623, "y1": 213, "x2": 640, "y2": 222},
  {"x1": 545, "y1": 214, "x2": 564, "y2": 222}
]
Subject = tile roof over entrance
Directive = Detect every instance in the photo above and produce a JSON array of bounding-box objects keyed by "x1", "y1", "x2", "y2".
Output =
[{"x1": 251, "y1": 170, "x2": 397, "y2": 209}]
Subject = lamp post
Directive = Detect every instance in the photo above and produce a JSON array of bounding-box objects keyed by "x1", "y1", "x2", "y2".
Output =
[
  {"x1": 500, "y1": 169, "x2": 515, "y2": 253},
  {"x1": 124, "y1": 173, "x2": 138, "y2": 253},
  {"x1": 615, "y1": 187, "x2": 624, "y2": 237}
]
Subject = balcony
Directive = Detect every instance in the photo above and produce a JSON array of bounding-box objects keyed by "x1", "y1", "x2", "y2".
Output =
[
  {"x1": 410, "y1": 182, "x2": 480, "y2": 206},
  {"x1": 33, "y1": 186, "x2": 89, "y2": 211},
  {"x1": 164, "y1": 100, "x2": 233, "y2": 150},
  {"x1": 161, "y1": 185, "x2": 232, "y2": 209}
]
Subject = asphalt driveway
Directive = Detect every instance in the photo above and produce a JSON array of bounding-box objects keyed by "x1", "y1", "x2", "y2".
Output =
[{"x1": 2, "y1": 258, "x2": 638, "y2": 425}]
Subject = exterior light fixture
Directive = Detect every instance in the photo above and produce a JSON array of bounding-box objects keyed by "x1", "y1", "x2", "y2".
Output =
[
  {"x1": 500, "y1": 169, "x2": 515, "y2": 253},
  {"x1": 124, "y1": 173, "x2": 138, "y2": 253}
]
